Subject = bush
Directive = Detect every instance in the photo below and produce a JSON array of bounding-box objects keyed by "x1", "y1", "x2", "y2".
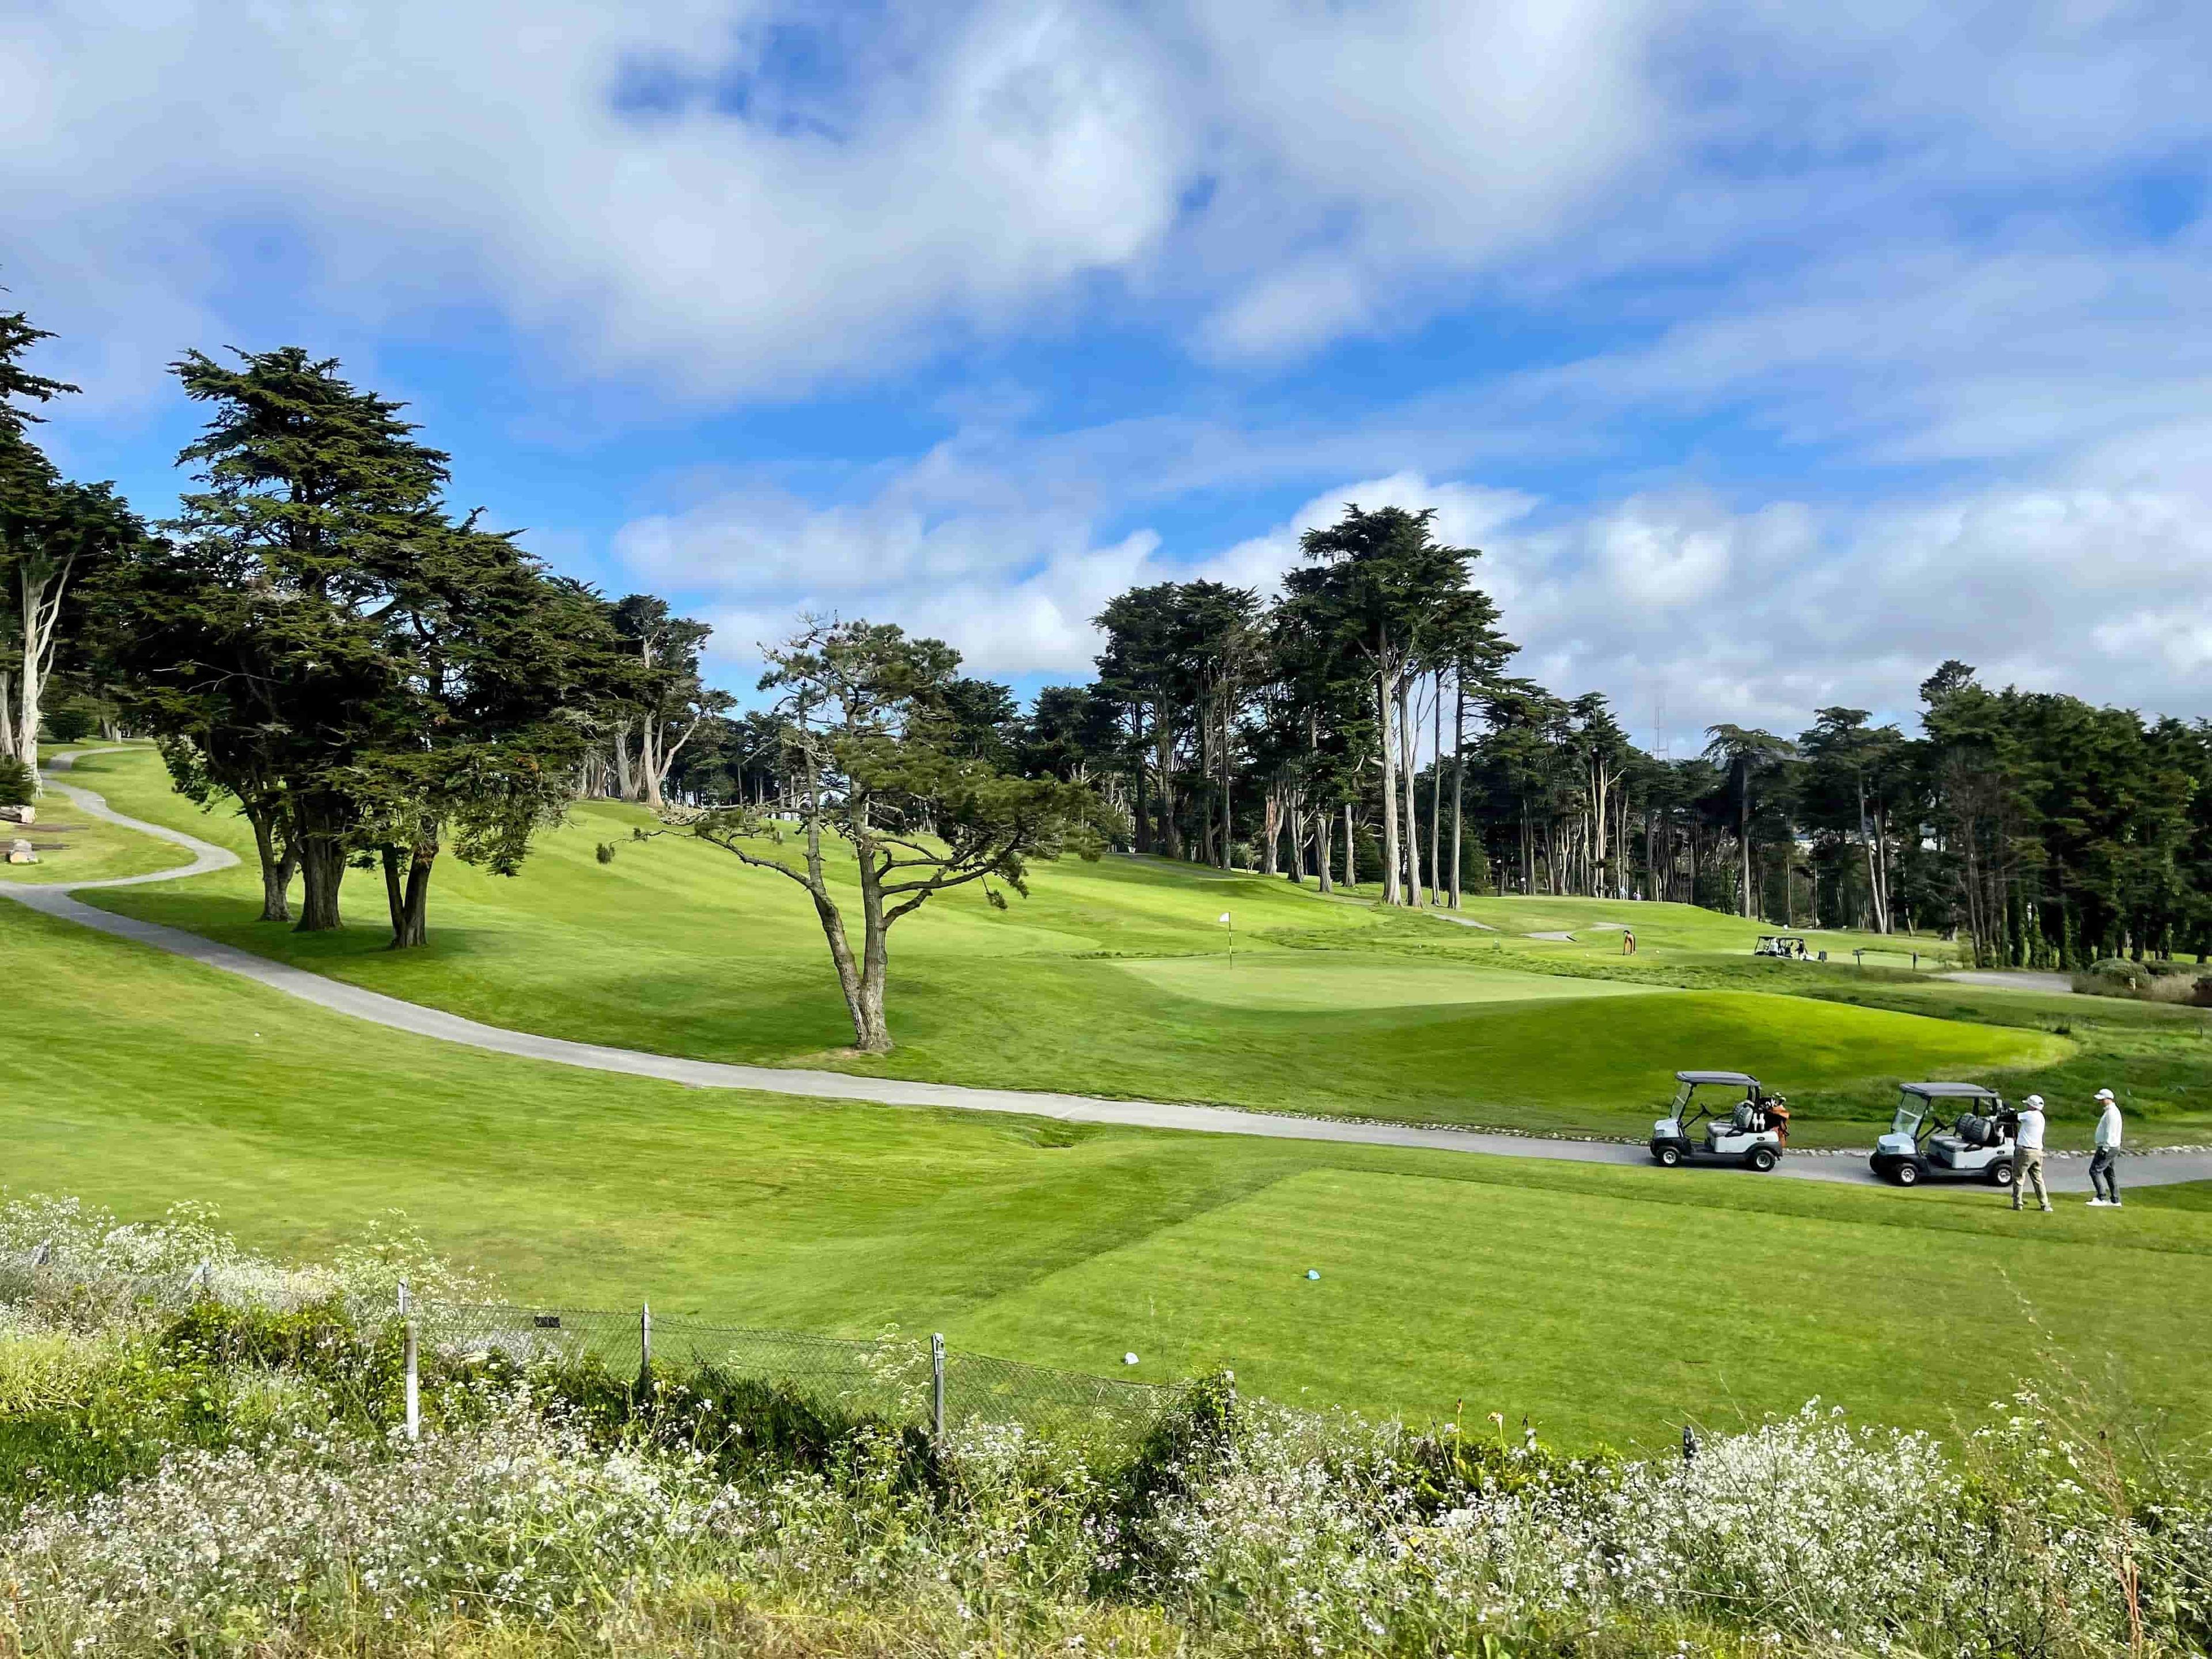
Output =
[
  {"x1": 0, "y1": 757, "x2": 32, "y2": 809},
  {"x1": 39, "y1": 699, "x2": 98, "y2": 745},
  {"x1": 2088, "y1": 956, "x2": 2147, "y2": 984}
]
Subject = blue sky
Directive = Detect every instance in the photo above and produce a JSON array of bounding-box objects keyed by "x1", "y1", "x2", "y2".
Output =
[{"x1": 8, "y1": 0, "x2": 2211, "y2": 748}]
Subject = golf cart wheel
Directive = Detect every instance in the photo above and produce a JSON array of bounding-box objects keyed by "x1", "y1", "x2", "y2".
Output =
[
  {"x1": 1990, "y1": 1161, "x2": 2014, "y2": 1188},
  {"x1": 1747, "y1": 1145, "x2": 1778, "y2": 1173},
  {"x1": 1894, "y1": 1161, "x2": 1921, "y2": 1187},
  {"x1": 1656, "y1": 1145, "x2": 1683, "y2": 1168}
]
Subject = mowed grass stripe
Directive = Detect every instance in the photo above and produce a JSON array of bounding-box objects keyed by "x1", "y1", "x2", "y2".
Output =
[{"x1": 953, "y1": 1166, "x2": 2212, "y2": 1448}]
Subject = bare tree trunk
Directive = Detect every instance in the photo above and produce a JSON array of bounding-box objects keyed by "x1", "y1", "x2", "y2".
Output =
[
  {"x1": 1428, "y1": 672, "x2": 1443, "y2": 908},
  {"x1": 1449, "y1": 672, "x2": 1465, "y2": 908},
  {"x1": 613, "y1": 724, "x2": 638, "y2": 801},
  {"x1": 1738, "y1": 765, "x2": 1753, "y2": 918},
  {"x1": 1343, "y1": 801, "x2": 1358, "y2": 890},
  {"x1": 244, "y1": 801, "x2": 293, "y2": 923},
  {"x1": 1397, "y1": 677, "x2": 1422, "y2": 906},
  {"x1": 13, "y1": 552, "x2": 81, "y2": 790},
  {"x1": 1219, "y1": 692, "x2": 1234, "y2": 870},
  {"x1": 1316, "y1": 801, "x2": 1335, "y2": 893},
  {"x1": 1156, "y1": 701, "x2": 1181, "y2": 861},
  {"x1": 380, "y1": 843, "x2": 437, "y2": 948},
  {"x1": 1377, "y1": 677, "x2": 1402, "y2": 905},
  {"x1": 294, "y1": 826, "x2": 346, "y2": 933}
]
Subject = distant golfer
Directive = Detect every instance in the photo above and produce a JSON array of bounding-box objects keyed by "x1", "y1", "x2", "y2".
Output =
[
  {"x1": 2088, "y1": 1088, "x2": 2123, "y2": 1207},
  {"x1": 1622, "y1": 928, "x2": 1637, "y2": 956},
  {"x1": 2011, "y1": 1094, "x2": 2052, "y2": 1212}
]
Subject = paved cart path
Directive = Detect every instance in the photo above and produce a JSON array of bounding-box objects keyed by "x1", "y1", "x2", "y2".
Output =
[{"x1": 12, "y1": 751, "x2": 2212, "y2": 1195}]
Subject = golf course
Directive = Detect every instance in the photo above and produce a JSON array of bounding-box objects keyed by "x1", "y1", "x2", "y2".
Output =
[{"x1": 9, "y1": 744, "x2": 2212, "y2": 1450}]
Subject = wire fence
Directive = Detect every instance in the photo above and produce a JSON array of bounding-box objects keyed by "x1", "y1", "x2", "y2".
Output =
[
  {"x1": 412, "y1": 1297, "x2": 1181, "y2": 1445},
  {"x1": 0, "y1": 1245, "x2": 1187, "y2": 1448}
]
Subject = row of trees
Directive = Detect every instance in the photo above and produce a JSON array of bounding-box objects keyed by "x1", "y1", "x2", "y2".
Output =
[
  {"x1": 1031, "y1": 515, "x2": 2212, "y2": 968},
  {"x1": 12, "y1": 296, "x2": 2210, "y2": 1024},
  {"x1": 4, "y1": 310, "x2": 1106, "y2": 1051},
  {"x1": 1, "y1": 315, "x2": 737, "y2": 946}
]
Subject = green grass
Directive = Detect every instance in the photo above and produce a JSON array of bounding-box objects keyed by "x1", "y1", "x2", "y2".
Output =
[
  {"x1": 7, "y1": 895, "x2": 2212, "y2": 1450},
  {"x1": 62, "y1": 745, "x2": 2067, "y2": 1142},
  {"x1": 0, "y1": 774, "x2": 195, "y2": 885}
]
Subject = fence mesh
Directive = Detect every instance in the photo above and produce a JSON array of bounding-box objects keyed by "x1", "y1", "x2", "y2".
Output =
[
  {"x1": 415, "y1": 1300, "x2": 1180, "y2": 1445},
  {"x1": 0, "y1": 1248, "x2": 1183, "y2": 1448}
]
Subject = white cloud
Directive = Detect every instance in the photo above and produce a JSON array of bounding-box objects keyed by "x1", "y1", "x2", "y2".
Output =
[
  {"x1": 619, "y1": 431, "x2": 2212, "y2": 744},
  {"x1": 1478, "y1": 461, "x2": 2212, "y2": 743},
  {"x1": 10, "y1": 0, "x2": 2209, "y2": 404},
  {"x1": 613, "y1": 463, "x2": 1537, "y2": 681}
]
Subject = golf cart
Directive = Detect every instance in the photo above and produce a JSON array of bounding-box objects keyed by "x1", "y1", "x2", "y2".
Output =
[
  {"x1": 1753, "y1": 934, "x2": 1810, "y2": 960},
  {"x1": 1650, "y1": 1071, "x2": 1791, "y2": 1171},
  {"x1": 1871, "y1": 1083, "x2": 2016, "y2": 1188}
]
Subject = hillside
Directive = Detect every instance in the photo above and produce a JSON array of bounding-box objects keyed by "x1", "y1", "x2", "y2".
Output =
[{"x1": 55, "y1": 745, "x2": 2086, "y2": 1143}]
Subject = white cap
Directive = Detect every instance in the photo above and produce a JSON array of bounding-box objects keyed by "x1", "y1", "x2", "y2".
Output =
[
  {"x1": 2024, "y1": 1094, "x2": 2044, "y2": 1108},
  {"x1": 2095, "y1": 1088, "x2": 2116, "y2": 1103}
]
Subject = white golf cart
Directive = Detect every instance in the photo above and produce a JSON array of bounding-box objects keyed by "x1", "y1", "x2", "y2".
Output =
[
  {"x1": 1753, "y1": 934, "x2": 1810, "y2": 960},
  {"x1": 1870, "y1": 1082, "x2": 2016, "y2": 1188},
  {"x1": 1650, "y1": 1070, "x2": 1791, "y2": 1172}
]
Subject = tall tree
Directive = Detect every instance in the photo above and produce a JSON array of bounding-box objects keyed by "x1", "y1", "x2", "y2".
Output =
[
  {"x1": 659, "y1": 620, "x2": 1107, "y2": 1054},
  {"x1": 1702, "y1": 724, "x2": 1795, "y2": 918},
  {"x1": 150, "y1": 347, "x2": 450, "y2": 931},
  {"x1": 1286, "y1": 505, "x2": 1487, "y2": 907},
  {"x1": 608, "y1": 594, "x2": 729, "y2": 808},
  {"x1": 353, "y1": 518, "x2": 621, "y2": 946},
  {"x1": 1, "y1": 298, "x2": 137, "y2": 781}
]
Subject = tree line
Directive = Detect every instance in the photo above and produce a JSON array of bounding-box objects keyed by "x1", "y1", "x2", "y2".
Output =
[{"x1": 8, "y1": 301, "x2": 2210, "y2": 1013}]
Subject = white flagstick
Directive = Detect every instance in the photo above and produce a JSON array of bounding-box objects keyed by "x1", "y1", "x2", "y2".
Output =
[{"x1": 1219, "y1": 911, "x2": 1233, "y2": 961}]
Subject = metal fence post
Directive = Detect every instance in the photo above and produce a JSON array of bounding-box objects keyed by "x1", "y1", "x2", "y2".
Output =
[
  {"x1": 931, "y1": 1332, "x2": 946, "y2": 1443},
  {"x1": 31, "y1": 1241, "x2": 50, "y2": 1269},
  {"x1": 399, "y1": 1278, "x2": 419, "y2": 1442},
  {"x1": 194, "y1": 1259, "x2": 211, "y2": 1301},
  {"x1": 639, "y1": 1301, "x2": 653, "y2": 1387}
]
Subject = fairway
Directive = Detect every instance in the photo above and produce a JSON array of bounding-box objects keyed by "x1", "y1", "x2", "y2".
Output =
[
  {"x1": 51, "y1": 746, "x2": 2084, "y2": 1142},
  {"x1": 1113, "y1": 954, "x2": 1662, "y2": 1009},
  {"x1": 958, "y1": 1167, "x2": 2212, "y2": 1448},
  {"x1": 6, "y1": 893, "x2": 2209, "y2": 1449}
]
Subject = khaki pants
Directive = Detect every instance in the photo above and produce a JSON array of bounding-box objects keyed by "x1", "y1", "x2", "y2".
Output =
[{"x1": 2012, "y1": 1149, "x2": 2050, "y2": 1210}]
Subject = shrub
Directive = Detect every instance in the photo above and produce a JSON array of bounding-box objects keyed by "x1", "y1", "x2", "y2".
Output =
[
  {"x1": 0, "y1": 757, "x2": 32, "y2": 809},
  {"x1": 39, "y1": 699, "x2": 98, "y2": 745}
]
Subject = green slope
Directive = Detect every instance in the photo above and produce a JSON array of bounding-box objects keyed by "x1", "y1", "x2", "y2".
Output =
[
  {"x1": 8, "y1": 895, "x2": 2212, "y2": 1448},
  {"x1": 55, "y1": 745, "x2": 2070, "y2": 1141}
]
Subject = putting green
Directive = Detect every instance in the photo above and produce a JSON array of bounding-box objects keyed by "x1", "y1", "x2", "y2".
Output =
[{"x1": 1114, "y1": 955, "x2": 1663, "y2": 1011}]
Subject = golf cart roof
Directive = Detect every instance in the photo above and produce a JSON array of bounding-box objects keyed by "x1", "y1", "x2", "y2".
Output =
[
  {"x1": 1676, "y1": 1070, "x2": 1759, "y2": 1086},
  {"x1": 1757, "y1": 934, "x2": 1807, "y2": 942},
  {"x1": 1900, "y1": 1082, "x2": 2001, "y2": 1100}
]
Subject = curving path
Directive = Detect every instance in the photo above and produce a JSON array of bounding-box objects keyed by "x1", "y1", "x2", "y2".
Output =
[{"x1": 11, "y1": 751, "x2": 2212, "y2": 1195}]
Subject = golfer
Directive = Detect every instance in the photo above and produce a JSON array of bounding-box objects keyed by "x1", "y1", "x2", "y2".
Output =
[
  {"x1": 2011, "y1": 1093, "x2": 2052, "y2": 1213},
  {"x1": 2088, "y1": 1088, "x2": 2123, "y2": 1207}
]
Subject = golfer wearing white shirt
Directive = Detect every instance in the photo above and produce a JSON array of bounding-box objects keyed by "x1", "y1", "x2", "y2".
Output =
[
  {"x1": 2088, "y1": 1088, "x2": 2123, "y2": 1207},
  {"x1": 2011, "y1": 1094, "x2": 2052, "y2": 1213}
]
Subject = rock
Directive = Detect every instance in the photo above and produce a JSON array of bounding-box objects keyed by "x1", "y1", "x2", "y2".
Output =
[
  {"x1": 0, "y1": 805, "x2": 31, "y2": 825},
  {"x1": 7, "y1": 838, "x2": 37, "y2": 865}
]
